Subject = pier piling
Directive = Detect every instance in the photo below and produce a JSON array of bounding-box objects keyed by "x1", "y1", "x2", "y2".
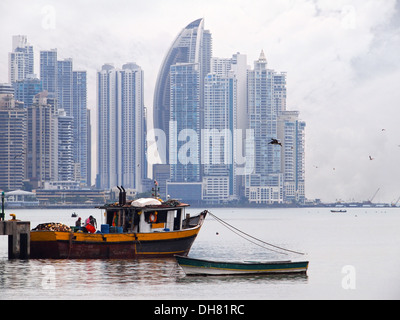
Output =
[{"x1": 0, "y1": 220, "x2": 31, "y2": 259}]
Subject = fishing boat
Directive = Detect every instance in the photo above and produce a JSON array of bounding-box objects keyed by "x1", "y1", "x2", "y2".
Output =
[
  {"x1": 175, "y1": 255, "x2": 309, "y2": 276},
  {"x1": 30, "y1": 185, "x2": 207, "y2": 259}
]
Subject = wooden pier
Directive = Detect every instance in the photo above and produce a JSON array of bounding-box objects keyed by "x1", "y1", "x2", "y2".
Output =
[
  {"x1": 1, "y1": 192, "x2": 30, "y2": 259},
  {"x1": 0, "y1": 220, "x2": 30, "y2": 259}
]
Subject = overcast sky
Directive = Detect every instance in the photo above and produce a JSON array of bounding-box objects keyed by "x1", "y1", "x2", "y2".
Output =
[{"x1": 1, "y1": 0, "x2": 400, "y2": 203}]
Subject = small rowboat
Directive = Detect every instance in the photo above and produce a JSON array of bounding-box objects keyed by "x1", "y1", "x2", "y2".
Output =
[{"x1": 175, "y1": 255, "x2": 309, "y2": 276}]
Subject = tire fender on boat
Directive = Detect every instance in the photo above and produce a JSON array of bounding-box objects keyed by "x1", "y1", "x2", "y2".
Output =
[{"x1": 149, "y1": 212, "x2": 158, "y2": 223}]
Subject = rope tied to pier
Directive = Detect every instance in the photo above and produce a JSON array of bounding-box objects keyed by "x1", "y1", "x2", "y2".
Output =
[{"x1": 208, "y1": 211, "x2": 306, "y2": 256}]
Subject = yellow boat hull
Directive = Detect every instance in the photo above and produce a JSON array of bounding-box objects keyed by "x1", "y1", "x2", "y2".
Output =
[{"x1": 30, "y1": 226, "x2": 202, "y2": 259}]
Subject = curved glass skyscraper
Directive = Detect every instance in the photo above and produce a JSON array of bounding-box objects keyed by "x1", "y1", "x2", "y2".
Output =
[{"x1": 153, "y1": 18, "x2": 212, "y2": 162}]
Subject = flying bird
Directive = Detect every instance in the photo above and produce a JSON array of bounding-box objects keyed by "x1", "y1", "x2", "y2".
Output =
[
  {"x1": 269, "y1": 138, "x2": 282, "y2": 146},
  {"x1": 369, "y1": 155, "x2": 374, "y2": 160}
]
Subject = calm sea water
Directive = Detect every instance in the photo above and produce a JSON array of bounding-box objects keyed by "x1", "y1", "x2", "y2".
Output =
[{"x1": 1, "y1": 207, "x2": 400, "y2": 300}]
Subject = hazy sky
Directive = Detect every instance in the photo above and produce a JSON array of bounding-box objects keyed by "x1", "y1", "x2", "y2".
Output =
[{"x1": 1, "y1": 0, "x2": 400, "y2": 203}]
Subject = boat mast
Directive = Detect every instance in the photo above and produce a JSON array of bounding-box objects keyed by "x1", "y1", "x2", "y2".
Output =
[{"x1": 152, "y1": 180, "x2": 160, "y2": 199}]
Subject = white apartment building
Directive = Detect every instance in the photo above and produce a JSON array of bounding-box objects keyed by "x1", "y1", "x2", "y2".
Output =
[{"x1": 96, "y1": 63, "x2": 145, "y2": 191}]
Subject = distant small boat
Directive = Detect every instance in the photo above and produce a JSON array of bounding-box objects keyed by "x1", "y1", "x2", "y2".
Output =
[
  {"x1": 175, "y1": 255, "x2": 309, "y2": 276},
  {"x1": 71, "y1": 212, "x2": 78, "y2": 217},
  {"x1": 330, "y1": 209, "x2": 347, "y2": 213}
]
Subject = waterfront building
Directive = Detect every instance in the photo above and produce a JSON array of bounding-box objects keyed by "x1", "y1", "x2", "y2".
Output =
[
  {"x1": 57, "y1": 58, "x2": 73, "y2": 115},
  {"x1": 27, "y1": 92, "x2": 77, "y2": 187},
  {"x1": 153, "y1": 18, "x2": 212, "y2": 163},
  {"x1": 169, "y1": 62, "x2": 201, "y2": 183},
  {"x1": 0, "y1": 86, "x2": 27, "y2": 191},
  {"x1": 54, "y1": 108, "x2": 74, "y2": 182},
  {"x1": 153, "y1": 19, "x2": 212, "y2": 201},
  {"x1": 72, "y1": 70, "x2": 89, "y2": 186},
  {"x1": 201, "y1": 53, "x2": 249, "y2": 203},
  {"x1": 35, "y1": 187, "x2": 107, "y2": 206},
  {"x1": 40, "y1": 49, "x2": 89, "y2": 186},
  {"x1": 13, "y1": 75, "x2": 42, "y2": 108},
  {"x1": 245, "y1": 50, "x2": 285, "y2": 204},
  {"x1": 26, "y1": 92, "x2": 56, "y2": 189},
  {"x1": 96, "y1": 63, "x2": 145, "y2": 191},
  {"x1": 8, "y1": 35, "x2": 34, "y2": 83},
  {"x1": 4, "y1": 189, "x2": 39, "y2": 208},
  {"x1": 86, "y1": 109, "x2": 92, "y2": 186},
  {"x1": 202, "y1": 68, "x2": 237, "y2": 203},
  {"x1": 278, "y1": 111, "x2": 306, "y2": 204},
  {"x1": 40, "y1": 49, "x2": 58, "y2": 96},
  {"x1": 0, "y1": 83, "x2": 14, "y2": 95}
]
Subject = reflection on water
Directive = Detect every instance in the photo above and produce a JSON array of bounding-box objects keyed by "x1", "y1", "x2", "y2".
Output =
[
  {"x1": 0, "y1": 257, "x2": 307, "y2": 299},
  {"x1": 1, "y1": 258, "x2": 178, "y2": 292},
  {"x1": 176, "y1": 271, "x2": 308, "y2": 285}
]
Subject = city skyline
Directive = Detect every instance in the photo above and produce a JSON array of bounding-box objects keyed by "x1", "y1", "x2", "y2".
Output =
[
  {"x1": 1, "y1": 23, "x2": 306, "y2": 205},
  {"x1": 1, "y1": 0, "x2": 400, "y2": 203}
]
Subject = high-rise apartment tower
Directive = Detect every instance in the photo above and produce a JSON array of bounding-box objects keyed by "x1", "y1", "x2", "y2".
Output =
[{"x1": 96, "y1": 63, "x2": 145, "y2": 191}]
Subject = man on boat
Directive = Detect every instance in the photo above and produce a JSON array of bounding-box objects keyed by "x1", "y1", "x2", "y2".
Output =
[
  {"x1": 90, "y1": 215, "x2": 97, "y2": 229},
  {"x1": 75, "y1": 217, "x2": 82, "y2": 227},
  {"x1": 84, "y1": 215, "x2": 97, "y2": 233}
]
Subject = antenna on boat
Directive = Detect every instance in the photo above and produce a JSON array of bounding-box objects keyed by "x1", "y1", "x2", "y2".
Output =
[{"x1": 152, "y1": 180, "x2": 159, "y2": 199}]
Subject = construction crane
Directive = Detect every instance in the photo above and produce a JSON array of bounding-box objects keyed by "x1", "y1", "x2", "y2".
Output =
[
  {"x1": 391, "y1": 196, "x2": 400, "y2": 207},
  {"x1": 369, "y1": 188, "x2": 380, "y2": 203}
]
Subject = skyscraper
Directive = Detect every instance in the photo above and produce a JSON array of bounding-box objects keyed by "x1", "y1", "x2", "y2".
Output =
[
  {"x1": 202, "y1": 53, "x2": 249, "y2": 202},
  {"x1": 202, "y1": 58, "x2": 238, "y2": 203},
  {"x1": 26, "y1": 92, "x2": 56, "y2": 189},
  {"x1": 246, "y1": 50, "x2": 285, "y2": 204},
  {"x1": 57, "y1": 58, "x2": 73, "y2": 115},
  {"x1": 40, "y1": 49, "x2": 89, "y2": 186},
  {"x1": 40, "y1": 49, "x2": 58, "y2": 95},
  {"x1": 13, "y1": 75, "x2": 42, "y2": 108},
  {"x1": 96, "y1": 63, "x2": 145, "y2": 191},
  {"x1": 153, "y1": 18, "x2": 212, "y2": 163},
  {"x1": 0, "y1": 85, "x2": 26, "y2": 191},
  {"x1": 278, "y1": 111, "x2": 306, "y2": 204},
  {"x1": 169, "y1": 62, "x2": 201, "y2": 183},
  {"x1": 54, "y1": 109, "x2": 74, "y2": 182},
  {"x1": 9, "y1": 35, "x2": 34, "y2": 83},
  {"x1": 73, "y1": 71, "x2": 88, "y2": 186}
]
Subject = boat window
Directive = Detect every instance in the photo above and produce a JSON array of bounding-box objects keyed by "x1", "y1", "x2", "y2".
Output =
[
  {"x1": 173, "y1": 209, "x2": 182, "y2": 230},
  {"x1": 144, "y1": 210, "x2": 167, "y2": 223}
]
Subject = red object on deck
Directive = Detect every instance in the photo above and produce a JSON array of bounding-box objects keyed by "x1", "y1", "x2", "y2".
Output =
[{"x1": 86, "y1": 224, "x2": 96, "y2": 233}]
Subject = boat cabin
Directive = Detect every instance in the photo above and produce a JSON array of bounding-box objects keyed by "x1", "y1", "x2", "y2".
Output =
[
  {"x1": 100, "y1": 188, "x2": 191, "y2": 234},
  {"x1": 103, "y1": 201, "x2": 188, "y2": 233}
]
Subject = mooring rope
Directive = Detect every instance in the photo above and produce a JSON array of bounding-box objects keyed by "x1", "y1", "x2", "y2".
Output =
[{"x1": 208, "y1": 211, "x2": 305, "y2": 256}]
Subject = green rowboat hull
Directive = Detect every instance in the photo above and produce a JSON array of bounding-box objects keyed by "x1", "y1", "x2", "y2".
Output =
[{"x1": 175, "y1": 255, "x2": 309, "y2": 276}]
